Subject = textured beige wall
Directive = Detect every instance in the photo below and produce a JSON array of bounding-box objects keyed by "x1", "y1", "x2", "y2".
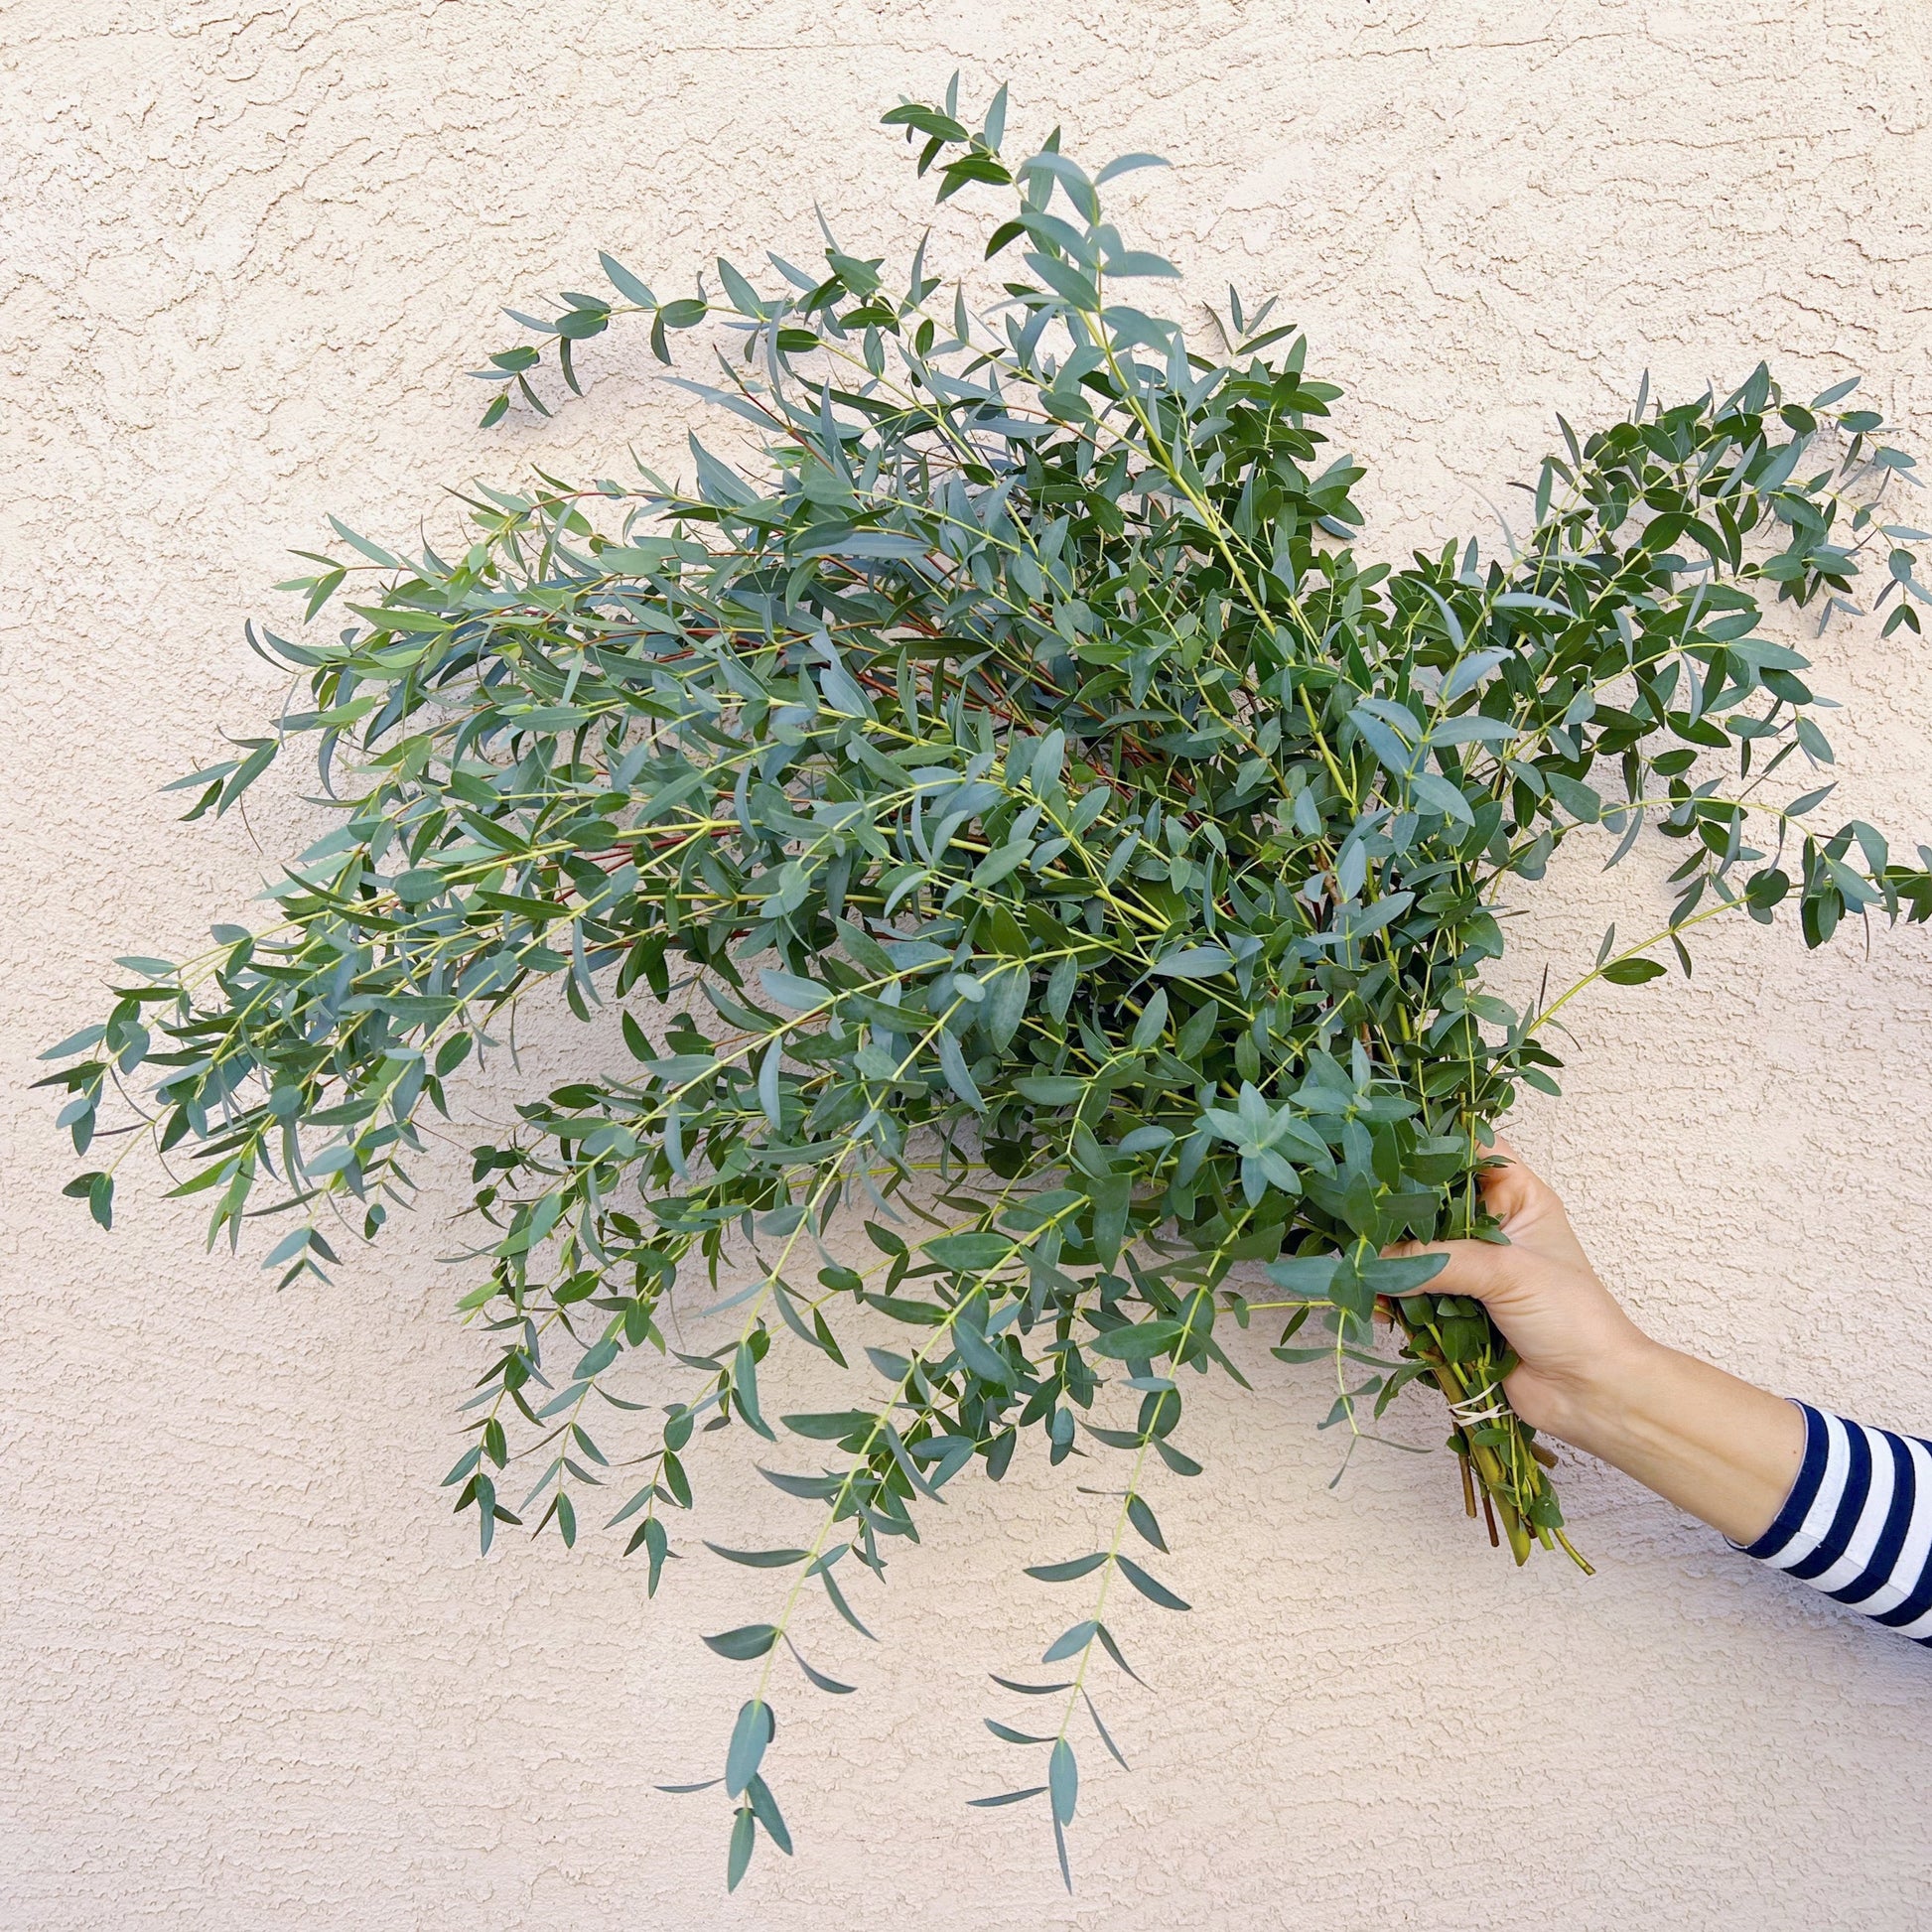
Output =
[{"x1": 6, "y1": 3, "x2": 1932, "y2": 1926}]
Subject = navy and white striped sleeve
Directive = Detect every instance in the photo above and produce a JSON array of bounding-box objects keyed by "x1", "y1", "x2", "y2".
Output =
[{"x1": 1735, "y1": 1402, "x2": 1932, "y2": 1645}]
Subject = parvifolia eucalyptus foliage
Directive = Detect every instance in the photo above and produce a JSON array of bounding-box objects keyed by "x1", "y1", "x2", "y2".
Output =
[{"x1": 45, "y1": 80, "x2": 1932, "y2": 1890}]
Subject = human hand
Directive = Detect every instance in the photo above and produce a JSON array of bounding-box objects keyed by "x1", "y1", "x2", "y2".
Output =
[
  {"x1": 1393, "y1": 1139, "x2": 1658, "y2": 1441},
  {"x1": 1395, "y1": 1140, "x2": 1805, "y2": 1544}
]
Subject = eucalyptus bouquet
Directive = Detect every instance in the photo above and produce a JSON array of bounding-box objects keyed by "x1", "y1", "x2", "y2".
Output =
[{"x1": 44, "y1": 81, "x2": 1932, "y2": 1890}]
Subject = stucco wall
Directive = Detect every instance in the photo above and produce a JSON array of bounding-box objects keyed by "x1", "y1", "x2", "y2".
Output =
[{"x1": 6, "y1": 4, "x2": 1932, "y2": 1926}]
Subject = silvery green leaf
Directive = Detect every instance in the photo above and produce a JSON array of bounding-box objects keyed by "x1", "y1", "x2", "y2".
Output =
[
  {"x1": 703, "y1": 1625, "x2": 780, "y2": 1662},
  {"x1": 1094, "y1": 152, "x2": 1168, "y2": 185},
  {"x1": 1351, "y1": 711, "x2": 1417, "y2": 776},
  {"x1": 725, "y1": 1698, "x2": 773, "y2": 1796},
  {"x1": 1544, "y1": 773, "x2": 1601, "y2": 822},
  {"x1": 937, "y1": 1031, "x2": 985, "y2": 1109},
  {"x1": 1265, "y1": 1254, "x2": 1341, "y2": 1297},
  {"x1": 1430, "y1": 713, "x2": 1516, "y2": 746},
  {"x1": 1025, "y1": 1551, "x2": 1109, "y2": 1584},
  {"x1": 1041, "y1": 1620, "x2": 1098, "y2": 1663},
  {"x1": 1151, "y1": 945, "x2": 1233, "y2": 978},
  {"x1": 1409, "y1": 771, "x2": 1475, "y2": 824},
  {"x1": 1048, "y1": 1737, "x2": 1078, "y2": 1824}
]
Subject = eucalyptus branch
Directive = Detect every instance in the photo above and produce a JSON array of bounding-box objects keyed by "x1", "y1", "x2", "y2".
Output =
[{"x1": 43, "y1": 75, "x2": 1932, "y2": 1895}]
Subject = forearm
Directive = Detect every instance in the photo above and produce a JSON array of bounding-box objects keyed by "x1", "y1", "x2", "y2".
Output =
[{"x1": 1534, "y1": 1338, "x2": 1807, "y2": 1546}]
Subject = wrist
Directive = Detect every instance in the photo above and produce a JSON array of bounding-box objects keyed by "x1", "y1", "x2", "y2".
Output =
[
  {"x1": 1522, "y1": 1331, "x2": 1677, "y2": 1460},
  {"x1": 1525, "y1": 1336, "x2": 1807, "y2": 1545}
]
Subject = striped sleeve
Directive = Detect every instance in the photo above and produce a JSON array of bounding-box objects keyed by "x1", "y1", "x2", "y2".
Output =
[{"x1": 1735, "y1": 1402, "x2": 1932, "y2": 1645}]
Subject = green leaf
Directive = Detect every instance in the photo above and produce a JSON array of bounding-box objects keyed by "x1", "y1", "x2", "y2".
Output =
[
  {"x1": 781, "y1": 1410, "x2": 874, "y2": 1441},
  {"x1": 703, "y1": 1624, "x2": 780, "y2": 1661},
  {"x1": 937, "y1": 1031, "x2": 985, "y2": 1110},
  {"x1": 1025, "y1": 1552, "x2": 1108, "y2": 1583},
  {"x1": 925, "y1": 1231, "x2": 1013, "y2": 1271},
  {"x1": 1125, "y1": 1494, "x2": 1167, "y2": 1553},
  {"x1": 954, "y1": 1317, "x2": 1020, "y2": 1388},
  {"x1": 1048, "y1": 1737, "x2": 1078, "y2": 1824},
  {"x1": 1114, "y1": 1554, "x2": 1189, "y2": 1610},
  {"x1": 1095, "y1": 151, "x2": 1168, "y2": 185},
  {"x1": 1359, "y1": 1252, "x2": 1448, "y2": 1294},
  {"x1": 985, "y1": 1719, "x2": 1056, "y2": 1744},
  {"x1": 1016, "y1": 1076, "x2": 1086, "y2": 1104},
  {"x1": 1151, "y1": 946, "x2": 1234, "y2": 979},
  {"x1": 881, "y1": 103, "x2": 970, "y2": 140},
  {"x1": 641, "y1": 1517, "x2": 671, "y2": 1593},
  {"x1": 989, "y1": 1674, "x2": 1073, "y2": 1696},
  {"x1": 704, "y1": 1544, "x2": 810, "y2": 1568},
  {"x1": 41, "y1": 1024, "x2": 106, "y2": 1060},
  {"x1": 818, "y1": 1563, "x2": 877, "y2": 1640},
  {"x1": 63, "y1": 1171, "x2": 113, "y2": 1230},
  {"x1": 725, "y1": 1698, "x2": 772, "y2": 1797},
  {"x1": 326, "y1": 516, "x2": 405, "y2": 569},
  {"x1": 1600, "y1": 957, "x2": 1667, "y2": 985},
  {"x1": 746, "y1": 1772, "x2": 792, "y2": 1855},
  {"x1": 1410, "y1": 770, "x2": 1475, "y2": 825},
  {"x1": 727, "y1": 1804, "x2": 756, "y2": 1891},
  {"x1": 731, "y1": 1339, "x2": 774, "y2": 1440},
  {"x1": 1545, "y1": 773, "x2": 1602, "y2": 822},
  {"x1": 598, "y1": 251, "x2": 655, "y2": 306},
  {"x1": 1264, "y1": 1254, "x2": 1341, "y2": 1298},
  {"x1": 1041, "y1": 1620, "x2": 1098, "y2": 1663},
  {"x1": 786, "y1": 1637, "x2": 856, "y2": 1695},
  {"x1": 1085, "y1": 1319, "x2": 1184, "y2": 1360}
]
